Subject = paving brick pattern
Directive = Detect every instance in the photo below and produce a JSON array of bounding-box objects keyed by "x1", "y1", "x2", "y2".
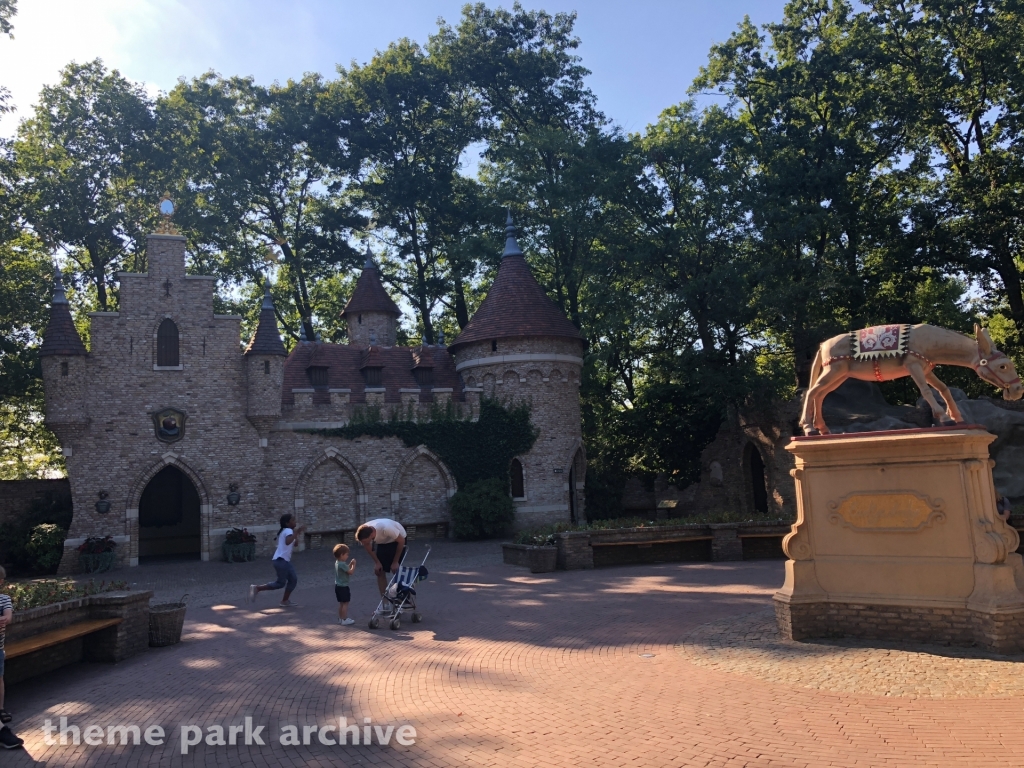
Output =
[
  {"x1": 680, "y1": 607, "x2": 1024, "y2": 699},
  {"x1": 7, "y1": 545, "x2": 1024, "y2": 766}
]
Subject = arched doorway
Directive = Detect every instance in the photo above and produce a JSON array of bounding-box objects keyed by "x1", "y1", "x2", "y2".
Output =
[
  {"x1": 745, "y1": 443, "x2": 769, "y2": 515},
  {"x1": 138, "y1": 465, "x2": 201, "y2": 560}
]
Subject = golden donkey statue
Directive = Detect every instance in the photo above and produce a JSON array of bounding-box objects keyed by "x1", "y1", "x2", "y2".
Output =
[{"x1": 800, "y1": 323, "x2": 1024, "y2": 436}]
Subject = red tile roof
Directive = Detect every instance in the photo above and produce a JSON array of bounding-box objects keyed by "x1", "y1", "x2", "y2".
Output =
[
  {"x1": 39, "y1": 271, "x2": 87, "y2": 357},
  {"x1": 244, "y1": 285, "x2": 287, "y2": 356},
  {"x1": 282, "y1": 343, "x2": 464, "y2": 406},
  {"x1": 341, "y1": 254, "x2": 400, "y2": 318},
  {"x1": 449, "y1": 218, "x2": 582, "y2": 353}
]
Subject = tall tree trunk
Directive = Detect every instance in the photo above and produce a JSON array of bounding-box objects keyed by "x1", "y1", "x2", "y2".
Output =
[{"x1": 452, "y1": 267, "x2": 469, "y2": 329}]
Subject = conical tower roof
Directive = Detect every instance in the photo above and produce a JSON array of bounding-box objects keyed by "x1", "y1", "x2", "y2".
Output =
[
  {"x1": 39, "y1": 269, "x2": 87, "y2": 357},
  {"x1": 244, "y1": 283, "x2": 288, "y2": 356},
  {"x1": 449, "y1": 214, "x2": 581, "y2": 353},
  {"x1": 342, "y1": 245, "x2": 401, "y2": 318}
]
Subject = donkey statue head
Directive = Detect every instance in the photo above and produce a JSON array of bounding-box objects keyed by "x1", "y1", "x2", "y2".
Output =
[{"x1": 974, "y1": 324, "x2": 1023, "y2": 401}]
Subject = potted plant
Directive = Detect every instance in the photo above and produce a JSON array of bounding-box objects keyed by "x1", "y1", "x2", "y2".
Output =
[
  {"x1": 221, "y1": 528, "x2": 257, "y2": 562},
  {"x1": 78, "y1": 536, "x2": 117, "y2": 573}
]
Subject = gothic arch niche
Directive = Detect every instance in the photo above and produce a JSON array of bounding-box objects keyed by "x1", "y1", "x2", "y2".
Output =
[
  {"x1": 510, "y1": 457, "x2": 526, "y2": 499},
  {"x1": 743, "y1": 442, "x2": 769, "y2": 515},
  {"x1": 156, "y1": 318, "x2": 180, "y2": 367},
  {"x1": 137, "y1": 464, "x2": 201, "y2": 560},
  {"x1": 296, "y1": 452, "x2": 365, "y2": 534},
  {"x1": 392, "y1": 446, "x2": 455, "y2": 526}
]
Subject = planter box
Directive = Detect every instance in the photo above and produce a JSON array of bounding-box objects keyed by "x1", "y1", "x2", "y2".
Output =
[
  {"x1": 555, "y1": 521, "x2": 793, "y2": 570},
  {"x1": 502, "y1": 544, "x2": 557, "y2": 573},
  {"x1": 4, "y1": 589, "x2": 154, "y2": 685},
  {"x1": 221, "y1": 541, "x2": 256, "y2": 562}
]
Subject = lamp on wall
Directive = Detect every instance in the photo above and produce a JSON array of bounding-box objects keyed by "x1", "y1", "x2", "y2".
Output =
[
  {"x1": 227, "y1": 484, "x2": 241, "y2": 506},
  {"x1": 95, "y1": 491, "x2": 111, "y2": 514}
]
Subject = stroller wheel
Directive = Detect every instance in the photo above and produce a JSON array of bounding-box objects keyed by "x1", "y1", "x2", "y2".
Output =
[
  {"x1": 411, "y1": 612, "x2": 422, "y2": 623},
  {"x1": 368, "y1": 616, "x2": 379, "y2": 629},
  {"x1": 389, "y1": 618, "x2": 401, "y2": 630}
]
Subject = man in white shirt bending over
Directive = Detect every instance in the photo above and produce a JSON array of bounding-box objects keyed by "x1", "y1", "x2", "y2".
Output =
[{"x1": 356, "y1": 519, "x2": 407, "y2": 595}]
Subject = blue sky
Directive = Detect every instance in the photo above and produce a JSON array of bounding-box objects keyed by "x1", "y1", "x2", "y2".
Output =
[{"x1": 0, "y1": 0, "x2": 788, "y2": 137}]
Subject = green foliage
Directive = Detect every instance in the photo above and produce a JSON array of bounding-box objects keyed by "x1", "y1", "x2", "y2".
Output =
[
  {"x1": 0, "y1": 578, "x2": 128, "y2": 611},
  {"x1": 77, "y1": 536, "x2": 117, "y2": 554},
  {"x1": 449, "y1": 477, "x2": 515, "y2": 540},
  {"x1": 304, "y1": 399, "x2": 537, "y2": 489},
  {"x1": 24, "y1": 523, "x2": 66, "y2": 573},
  {"x1": 0, "y1": 490, "x2": 72, "y2": 573}
]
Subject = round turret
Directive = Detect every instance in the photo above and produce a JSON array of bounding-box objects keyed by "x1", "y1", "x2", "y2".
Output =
[
  {"x1": 342, "y1": 245, "x2": 401, "y2": 346},
  {"x1": 449, "y1": 215, "x2": 587, "y2": 527},
  {"x1": 244, "y1": 282, "x2": 287, "y2": 439},
  {"x1": 39, "y1": 269, "x2": 89, "y2": 452}
]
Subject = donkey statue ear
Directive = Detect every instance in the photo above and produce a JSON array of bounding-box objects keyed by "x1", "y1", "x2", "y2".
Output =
[{"x1": 976, "y1": 323, "x2": 993, "y2": 357}]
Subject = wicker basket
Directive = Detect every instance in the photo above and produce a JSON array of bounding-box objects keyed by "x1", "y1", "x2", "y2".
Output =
[{"x1": 149, "y1": 594, "x2": 188, "y2": 647}]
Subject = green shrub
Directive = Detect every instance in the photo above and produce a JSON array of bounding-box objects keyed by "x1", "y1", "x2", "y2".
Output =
[
  {"x1": 24, "y1": 523, "x2": 67, "y2": 574},
  {"x1": 450, "y1": 478, "x2": 516, "y2": 540},
  {"x1": 0, "y1": 578, "x2": 128, "y2": 610},
  {"x1": 0, "y1": 491, "x2": 73, "y2": 576}
]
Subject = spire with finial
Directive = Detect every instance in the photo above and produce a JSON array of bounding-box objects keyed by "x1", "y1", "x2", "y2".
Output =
[
  {"x1": 39, "y1": 267, "x2": 87, "y2": 357},
  {"x1": 502, "y1": 209, "x2": 523, "y2": 258},
  {"x1": 363, "y1": 242, "x2": 376, "y2": 270},
  {"x1": 244, "y1": 280, "x2": 287, "y2": 356}
]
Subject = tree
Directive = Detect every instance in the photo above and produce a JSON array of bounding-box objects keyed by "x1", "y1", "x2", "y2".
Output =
[
  {"x1": 0, "y1": 0, "x2": 15, "y2": 38},
  {"x1": 164, "y1": 73, "x2": 363, "y2": 342},
  {"x1": 332, "y1": 38, "x2": 484, "y2": 343},
  {"x1": 868, "y1": 0, "x2": 1024, "y2": 338},
  {"x1": 14, "y1": 60, "x2": 161, "y2": 310}
]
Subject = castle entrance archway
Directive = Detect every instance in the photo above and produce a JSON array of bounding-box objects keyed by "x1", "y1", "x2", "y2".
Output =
[{"x1": 138, "y1": 465, "x2": 202, "y2": 560}]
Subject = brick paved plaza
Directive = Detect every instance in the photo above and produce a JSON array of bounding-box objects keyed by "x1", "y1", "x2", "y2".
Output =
[{"x1": 6, "y1": 542, "x2": 1024, "y2": 766}]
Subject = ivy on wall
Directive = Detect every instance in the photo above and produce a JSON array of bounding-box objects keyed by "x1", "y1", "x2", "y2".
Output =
[{"x1": 300, "y1": 399, "x2": 538, "y2": 489}]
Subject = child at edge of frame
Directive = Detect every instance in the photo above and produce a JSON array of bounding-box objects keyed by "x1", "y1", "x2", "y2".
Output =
[
  {"x1": 0, "y1": 565, "x2": 25, "y2": 749},
  {"x1": 334, "y1": 544, "x2": 357, "y2": 626}
]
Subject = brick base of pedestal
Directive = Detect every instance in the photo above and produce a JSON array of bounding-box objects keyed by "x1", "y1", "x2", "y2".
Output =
[{"x1": 775, "y1": 598, "x2": 1024, "y2": 654}]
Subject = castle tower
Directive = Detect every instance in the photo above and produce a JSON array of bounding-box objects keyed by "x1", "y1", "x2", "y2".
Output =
[
  {"x1": 342, "y1": 246, "x2": 401, "y2": 346},
  {"x1": 39, "y1": 269, "x2": 89, "y2": 456},
  {"x1": 244, "y1": 283, "x2": 287, "y2": 443},
  {"x1": 449, "y1": 214, "x2": 587, "y2": 528}
]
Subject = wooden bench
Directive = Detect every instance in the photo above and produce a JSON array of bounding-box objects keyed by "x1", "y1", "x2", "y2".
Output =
[{"x1": 5, "y1": 618, "x2": 122, "y2": 659}]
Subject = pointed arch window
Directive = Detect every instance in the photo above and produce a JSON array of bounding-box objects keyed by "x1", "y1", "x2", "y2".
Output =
[
  {"x1": 510, "y1": 458, "x2": 525, "y2": 499},
  {"x1": 157, "y1": 319, "x2": 179, "y2": 367}
]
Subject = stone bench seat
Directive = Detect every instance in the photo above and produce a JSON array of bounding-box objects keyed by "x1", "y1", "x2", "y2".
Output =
[{"x1": 6, "y1": 618, "x2": 123, "y2": 659}]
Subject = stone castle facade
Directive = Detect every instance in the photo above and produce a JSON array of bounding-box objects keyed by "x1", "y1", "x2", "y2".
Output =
[{"x1": 41, "y1": 218, "x2": 586, "y2": 571}]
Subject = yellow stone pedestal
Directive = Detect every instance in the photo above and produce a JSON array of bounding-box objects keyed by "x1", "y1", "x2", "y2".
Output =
[{"x1": 774, "y1": 426, "x2": 1024, "y2": 653}]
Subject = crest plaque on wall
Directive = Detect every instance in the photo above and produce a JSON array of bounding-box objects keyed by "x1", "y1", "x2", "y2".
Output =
[{"x1": 152, "y1": 408, "x2": 187, "y2": 443}]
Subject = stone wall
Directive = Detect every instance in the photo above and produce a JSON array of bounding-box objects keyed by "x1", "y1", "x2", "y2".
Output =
[{"x1": 454, "y1": 336, "x2": 586, "y2": 529}]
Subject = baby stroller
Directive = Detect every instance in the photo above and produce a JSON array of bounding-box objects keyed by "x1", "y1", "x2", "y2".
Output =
[{"x1": 369, "y1": 545, "x2": 430, "y2": 630}]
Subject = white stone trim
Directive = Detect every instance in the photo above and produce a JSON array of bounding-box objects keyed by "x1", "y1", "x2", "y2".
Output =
[
  {"x1": 126, "y1": 507, "x2": 139, "y2": 520},
  {"x1": 398, "y1": 388, "x2": 422, "y2": 393},
  {"x1": 116, "y1": 272, "x2": 148, "y2": 278},
  {"x1": 213, "y1": 314, "x2": 242, "y2": 319},
  {"x1": 185, "y1": 275, "x2": 218, "y2": 281},
  {"x1": 513, "y1": 504, "x2": 569, "y2": 513},
  {"x1": 62, "y1": 445, "x2": 73, "y2": 457},
  {"x1": 455, "y1": 353, "x2": 583, "y2": 372},
  {"x1": 153, "y1": 365, "x2": 184, "y2": 371},
  {"x1": 432, "y1": 388, "x2": 453, "y2": 393},
  {"x1": 88, "y1": 312, "x2": 120, "y2": 317},
  {"x1": 64, "y1": 535, "x2": 130, "y2": 547},
  {"x1": 291, "y1": 387, "x2": 315, "y2": 393},
  {"x1": 364, "y1": 387, "x2": 386, "y2": 393},
  {"x1": 328, "y1": 388, "x2": 352, "y2": 393},
  {"x1": 209, "y1": 525, "x2": 278, "y2": 536},
  {"x1": 259, "y1": 437, "x2": 268, "y2": 448}
]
